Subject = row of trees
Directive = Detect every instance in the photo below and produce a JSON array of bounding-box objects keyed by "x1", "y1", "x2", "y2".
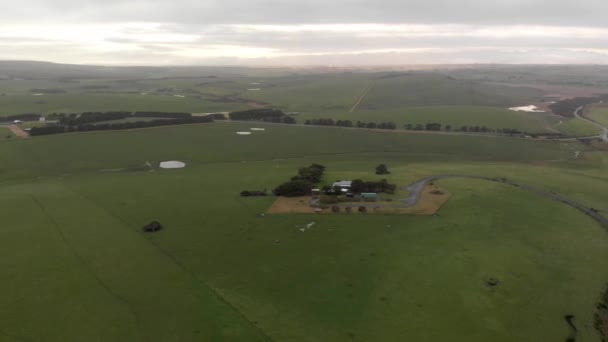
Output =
[
  {"x1": 29, "y1": 116, "x2": 214, "y2": 136},
  {"x1": 273, "y1": 164, "x2": 326, "y2": 197},
  {"x1": 304, "y1": 118, "x2": 397, "y2": 130},
  {"x1": 403, "y1": 122, "x2": 526, "y2": 135}
]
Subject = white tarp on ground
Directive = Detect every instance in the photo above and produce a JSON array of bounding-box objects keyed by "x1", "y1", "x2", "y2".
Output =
[
  {"x1": 236, "y1": 131, "x2": 252, "y2": 135},
  {"x1": 160, "y1": 161, "x2": 186, "y2": 169},
  {"x1": 250, "y1": 128, "x2": 265, "y2": 131},
  {"x1": 509, "y1": 105, "x2": 545, "y2": 112}
]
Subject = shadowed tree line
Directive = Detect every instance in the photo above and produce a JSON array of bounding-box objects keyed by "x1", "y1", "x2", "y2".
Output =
[
  {"x1": 30, "y1": 115, "x2": 214, "y2": 136},
  {"x1": 304, "y1": 118, "x2": 397, "y2": 130}
]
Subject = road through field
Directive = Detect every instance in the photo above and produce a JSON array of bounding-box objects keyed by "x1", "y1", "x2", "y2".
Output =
[
  {"x1": 575, "y1": 105, "x2": 608, "y2": 142},
  {"x1": 349, "y1": 82, "x2": 374, "y2": 112},
  {"x1": 401, "y1": 175, "x2": 608, "y2": 228}
]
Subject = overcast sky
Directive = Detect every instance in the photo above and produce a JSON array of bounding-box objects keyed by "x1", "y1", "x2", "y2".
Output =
[{"x1": 1, "y1": 0, "x2": 608, "y2": 66}]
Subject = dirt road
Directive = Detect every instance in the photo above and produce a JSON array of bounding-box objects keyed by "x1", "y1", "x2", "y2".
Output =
[
  {"x1": 7, "y1": 125, "x2": 29, "y2": 138},
  {"x1": 349, "y1": 82, "x2": 374, "y2": 113}
]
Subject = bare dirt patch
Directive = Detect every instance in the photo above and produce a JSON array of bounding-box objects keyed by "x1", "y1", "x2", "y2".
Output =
[
  {"x1": 267, "y1": 196, "x2": 319, "y2": 214},
  {"x1": 8, "y1": 125, "x2": 29, "y2": 138}
]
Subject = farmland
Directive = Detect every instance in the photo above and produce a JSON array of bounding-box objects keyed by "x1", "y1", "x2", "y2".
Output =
[
  {"x1": 1, "y1": 63, "x2": 608, "y2": 341},
  {"x1": 1, "y1": 120, "x2": 608, "y2": 341}
]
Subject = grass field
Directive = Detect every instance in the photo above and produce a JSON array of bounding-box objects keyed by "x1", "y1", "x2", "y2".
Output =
[
  {"x1": 0, "y1": 94, "x2": 249, "y2": 115},
  {"x1": 588, "y1": 105, "x2": 608, "y2": 127},
  {"x1": 298, "y1": 106, "x2": 561, "y2": 133},
  {"x1": 1, "y1": 122, "x2": 607, "y2": 341},
  {"x1": 557, "y1": 117, "x2": 603, "y2": 136},
  {"x1": 0, "y1": 126, "x2": 14, "y2": 139},
  {"x1": 359, "y1": 74, "x2": 544, "y2": 109}
]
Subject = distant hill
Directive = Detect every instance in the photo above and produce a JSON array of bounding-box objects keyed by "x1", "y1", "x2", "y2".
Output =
[{"x1": 0, "y1": 60, "x2": 295, "y2": 80}]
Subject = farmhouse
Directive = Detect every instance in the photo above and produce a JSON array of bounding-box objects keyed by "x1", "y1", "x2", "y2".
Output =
[{"x1": 332, "y1": 180, "x2": 352, "y2": 189}]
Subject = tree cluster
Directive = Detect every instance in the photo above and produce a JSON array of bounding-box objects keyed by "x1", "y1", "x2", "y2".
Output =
[
  {"x1": 350, "y1": 179, "x2": 397, "y2": 194},
  {"x1": 375, "y1": 164, "x2": 390, "y2": 175},
  {"x1": 273, "y1": 164, "x2": 326, "y2": 197},
  {"x1": 304, "y1": 118, "x2": 396, "y2": 130},
  {"x1": 549, "y1": 95, "x2": 608, "y2": 117}
]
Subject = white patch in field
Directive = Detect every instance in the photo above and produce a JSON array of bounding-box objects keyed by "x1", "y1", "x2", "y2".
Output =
[
  {"x1": 173, "y1": 95, "x2": 185, "y2": 98},
  {"x1": 140, "y1": 92, "x2": 148, "y2": 95},
  {"x1": 160, "y1": 161, "x2": 186, "y2": 169},
  {"x1": 247, "y1": 88, "x2": 261, "y2": 91},
  {"x1": 33, "y1": 93, "x2": 44, "y2": 96},
  {"x1": 509, "y1": 105, "x2": 545, "y2": 112},
  {"x1": 236, "y1": 131, "x2": 252, "y2": 135},
  {"x1": 250, "y1": 128, "x2": 265, "y2": 131}
]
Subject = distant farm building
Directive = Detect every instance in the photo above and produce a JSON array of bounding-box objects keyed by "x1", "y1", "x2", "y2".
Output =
[{"x1": 361, "y1": 193, "x2": 378, "y2": 201}]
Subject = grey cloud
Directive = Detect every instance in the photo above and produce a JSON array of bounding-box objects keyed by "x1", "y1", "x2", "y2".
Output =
[{"x1": 3, "y1": 0, "x2": 608, "y2": 27}]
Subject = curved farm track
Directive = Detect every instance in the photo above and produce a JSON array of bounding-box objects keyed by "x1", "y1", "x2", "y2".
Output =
[{"x1": 401, "y1": 175, "x2": 608, "y2": 228}]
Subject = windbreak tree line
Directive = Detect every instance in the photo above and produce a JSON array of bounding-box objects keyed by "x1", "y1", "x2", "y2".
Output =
[
  {"x1": 304, "y1": 118, "x2": 396, "y2": 130},
  {"x1": 30, "y1": 116, "x2": 214, "y2": 136}
]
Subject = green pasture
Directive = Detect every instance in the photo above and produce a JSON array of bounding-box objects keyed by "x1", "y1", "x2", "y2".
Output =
[
  {"x1": 242, "y1": 73, "x2": 370, "y2": 112},
  {"x1": 359, "y1": 74, "x2": 544, "y2": 109},
  {"x1": 588, "y1": 105, "x2": 608, "y2": 127},
  {"x1": 1, "y1": 122, "x2": 607, "y2": 341},
  {"x1": 557, "y1": 117, "x2": 602, "y2": 137},
  {"x1": 0, "y1": 94, "x2": 248, "y2": 115}
]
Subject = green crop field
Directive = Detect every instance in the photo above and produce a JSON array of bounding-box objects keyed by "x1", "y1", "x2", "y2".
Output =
[
  {"x1": 0, "y1": 94, "x2": 249, "y2": 115},
  {"x1": 359, "y1": 74, "x2": 544, "y2": 109},
  {"x1": 0, "y1": 126, "x2": 13, "y2": 138},
  {"x1": 298, "y1": 106, "x2": 561, "y2": 133},
  {"x1": 557, "y1": 117, "x2": 603, "y2": 136},
  {"x1": 1, "y1": 121, "x2": 608, "y2": 341},
  {"x1": 241, "y1": 73, "x2": 371, "y2": 112}
]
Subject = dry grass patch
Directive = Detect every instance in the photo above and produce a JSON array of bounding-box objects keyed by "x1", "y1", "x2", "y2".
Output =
[{"x1": 267, "y1": 196, "x2": 320, "y2": 214}]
